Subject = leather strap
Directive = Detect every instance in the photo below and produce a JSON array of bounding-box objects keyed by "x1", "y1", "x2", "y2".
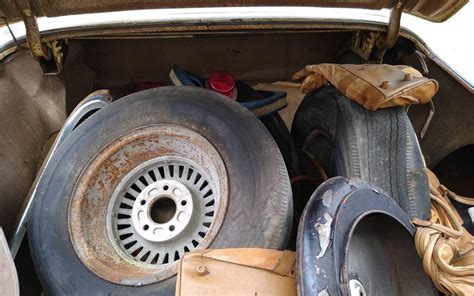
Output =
[{"x1": 413, "y1": 169, "x2": 474, "y2": 295}]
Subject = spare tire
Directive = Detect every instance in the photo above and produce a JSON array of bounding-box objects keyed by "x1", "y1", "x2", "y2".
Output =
[
  {"x1": 29, "y1": 86, "x2": 292, "y2": 295},
  {"x1": 297, "y1": 177, "x2": 437, "y2": 295},
  {"x1": 292, "y1": 85, "x2": 430, "y2": 220},
  {"x1": 260, "y1": 114, "x2": 299, "y2": 177}
]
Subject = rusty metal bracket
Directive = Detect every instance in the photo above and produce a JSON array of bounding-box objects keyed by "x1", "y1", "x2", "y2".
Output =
[
  {"x1": 14, "y1": 0, "x2": 49, "y2": 58},
  {"x1": 351, "y1": 0, "x2": 405, "y2": 62},
  {"x1": 379, "y1": 1, "x2": 405, "y2": 51},
  {"x1": 13, "y1": 0, "x2": 65, "y2": 74},
  {"x1": 350, "y1": 30, "x2": 382, "y2": 61},
  {"x1": 43, "y1": 39, "x2": 67, "y2": 74}
]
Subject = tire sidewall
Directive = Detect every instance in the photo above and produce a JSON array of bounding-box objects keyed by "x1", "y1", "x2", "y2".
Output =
[
  {"x1": 292, "y1": 86, "x2": 430, "y2": 219},
  {"x1": 29, "y1": 87, "x2": 292, "y2": 295}
]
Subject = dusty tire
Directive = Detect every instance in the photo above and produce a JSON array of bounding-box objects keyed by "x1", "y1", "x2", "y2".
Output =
[
  {"x1": 29, "y1": 86, "x2": 292, "y2": 295},
  {"x1": 260, "y1": 114, "x2": 299, "y2": 177},
  {"x1": 292, "y1": 85, "x2": 430, "y2": 219},
  {"x1": 297, "y1": 177, "x2": 437, "y2": 295}
]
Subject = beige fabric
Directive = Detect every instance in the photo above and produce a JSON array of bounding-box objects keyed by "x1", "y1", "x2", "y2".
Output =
[
  {"x1": 176, "y1": 248, "x2": 296, "y2": 296},
  {"x1": 253, "y1": 81, "x2": 305, "y2": 130},
  {"x1": 292, "y1": 64, "x2": 439, "y2": 111},
  {"x1": 413, "y1": 169, "x2": 474, "y2": 295}
]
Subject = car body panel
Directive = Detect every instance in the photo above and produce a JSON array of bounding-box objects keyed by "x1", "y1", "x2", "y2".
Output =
[
  {"x1": 0, "y1": 0, "x2": 468, "y2": 24},
  {"x1": 1, "y1": 6, "x2": 472, "y2": 90}
]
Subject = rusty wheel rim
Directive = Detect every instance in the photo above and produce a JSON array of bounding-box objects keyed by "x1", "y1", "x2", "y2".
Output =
[
  {"x1": 107, "y1": 156, "x2": 218, "y2": 265},
  {"x1": 68, "y1": 125, "x2": 228, "y2": 286}
]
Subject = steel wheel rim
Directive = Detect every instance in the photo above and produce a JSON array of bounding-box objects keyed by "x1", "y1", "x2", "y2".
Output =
[
  {"x1": 68, "y1": 124, "x2": 228, "y2": 286},
  {"x1": 107, "y1": 156, "x2": 219, "y2": 266}
]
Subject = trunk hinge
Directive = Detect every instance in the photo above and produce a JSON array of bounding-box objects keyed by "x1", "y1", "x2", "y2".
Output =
[
  {"x1": 14, "y1": 0, "x2": 65, "y2": 74},
  {"x1": 351, "y1": 0, "x2": 405, "y2": 62}
]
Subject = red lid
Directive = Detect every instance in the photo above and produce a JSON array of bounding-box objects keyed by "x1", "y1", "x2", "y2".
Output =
[{"x1": 207, "y1": 71, "x2": 235, "y2": 98}]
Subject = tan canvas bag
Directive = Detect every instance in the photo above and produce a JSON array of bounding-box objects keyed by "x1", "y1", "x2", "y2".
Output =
[
  {"x1": 293, "y1": 64, "x2": 438, "y2": 111},
  {"x1": 176, "y1": 248, "x2": 296, "y2": 296}
]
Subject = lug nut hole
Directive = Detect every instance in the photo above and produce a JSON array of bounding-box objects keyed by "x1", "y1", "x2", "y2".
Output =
[
  {"x1": 140, "y1": 200, "x2": 146, "y2": 205},
  {"x1": 181, "y1": 200, "x2": 187, "y2": 206},
  {"x1": 143, "y1": 225, "x2": 149, "y2": 230},
  {"x1": 169, "y1": 225, "x2": 175, "y2": 231},
  {"x1": 163, "y1": 185, "x2": 169, "y2": 191}
]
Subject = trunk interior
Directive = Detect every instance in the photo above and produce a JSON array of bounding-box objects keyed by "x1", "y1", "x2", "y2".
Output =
[
  {"x1": 2, "y1": 29, "x2": 473, "y2": 294},
  {"x1": 63, "y1": 33, "x2": 350, "y2": 112},
  {"x1": 1, "y1": 30, "x2": 353, "y2": 237}
]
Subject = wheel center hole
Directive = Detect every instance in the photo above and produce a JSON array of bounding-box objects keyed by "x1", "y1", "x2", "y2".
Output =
[{"x1": 149, "y1": 197, "x2": 176, "y2": 224}]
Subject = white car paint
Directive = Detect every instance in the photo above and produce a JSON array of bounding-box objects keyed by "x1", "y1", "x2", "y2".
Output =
[{"x1": 1, "y1": 5, "x2": 472, "y2": 87}]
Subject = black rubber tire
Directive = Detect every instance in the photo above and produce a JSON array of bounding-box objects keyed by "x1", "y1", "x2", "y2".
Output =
[
  {"x1": 297, "y1": 177, "x2": 437, "y2": 296},
  {"x1": 235, "y1": 82, "x2": 299, "y2": 177},
  {"x1": 260, "y1": 114, "x2": 299, "y2": 177},
  {"x1": 29, "y1": 86, "x2": 293, "y2": 295},
  {"x1": 292, "y1": 85, "x2": 430, "y2": 220}
]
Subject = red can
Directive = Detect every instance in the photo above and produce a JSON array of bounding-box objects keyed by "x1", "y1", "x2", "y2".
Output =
[{"x1": 206, "y1": 71, "x2": 238, "y2": 100}]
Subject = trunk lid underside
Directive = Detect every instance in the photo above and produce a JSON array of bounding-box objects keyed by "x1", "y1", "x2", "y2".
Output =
[{"x1": 0, "y1": 0, "x2": 468, "y2": 24}]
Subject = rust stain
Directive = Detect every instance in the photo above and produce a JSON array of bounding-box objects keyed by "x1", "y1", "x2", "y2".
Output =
[{"x1": 68, "y1": 124, "x2": 228, "y2": 285}]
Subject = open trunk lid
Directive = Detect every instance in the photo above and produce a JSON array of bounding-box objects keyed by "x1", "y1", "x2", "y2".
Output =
[
  {"x1": 0, "y1": 0, "x2": 469, "y2": 75},
  {"x1": 0, "y1": 0, "x2": 469, "y2": 24}
]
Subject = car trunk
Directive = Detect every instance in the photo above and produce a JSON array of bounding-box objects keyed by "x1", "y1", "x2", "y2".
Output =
[
  {"x1": 2, "y1": 25, "x2": 474, "y2": 294},
  {"x1": 2, "y1": 27, "x2": 474, "y2": 235},
  {"x1": 0, "y1": 30, "x2": 349, "y2": 235},
  {"x1": 1, "y1": 30, "x2": 348, "y2": 294},
  {"x1": 62, "y1": 32, "x2": 351, "y2": 111}
]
